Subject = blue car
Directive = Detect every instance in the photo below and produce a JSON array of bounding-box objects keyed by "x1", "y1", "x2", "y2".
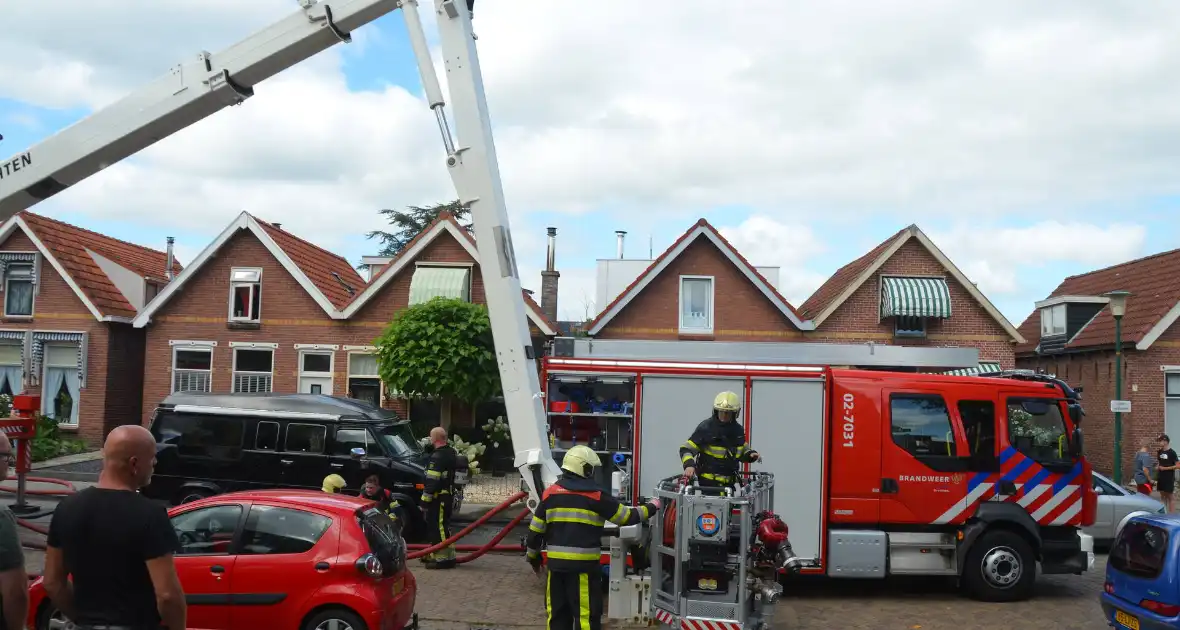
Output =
[{"x1": 1102, "y1": 513, "x2": 1180, "y2": 629}]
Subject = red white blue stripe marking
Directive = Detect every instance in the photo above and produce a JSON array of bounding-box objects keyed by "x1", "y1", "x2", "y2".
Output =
[{"x1": 933, "y1": 447, "x2": 1083, "y2": 527}]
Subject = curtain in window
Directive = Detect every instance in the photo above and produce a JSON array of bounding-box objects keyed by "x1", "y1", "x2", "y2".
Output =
[
  {"x1": 41, "y1": 367, "x2": 65, "y2": 419},
  {"x1": 5, "y1": 281, "x2": 32, "y2": 314},
  {"x1": 0, "y1": 366, "x2": 21, "y2": 394},
  {"x1": 62, "y1": 369, "x2": 81, "y2": 424},
  {"x1": 682, "y1": 280, "x2": 710, "y2": 328}
]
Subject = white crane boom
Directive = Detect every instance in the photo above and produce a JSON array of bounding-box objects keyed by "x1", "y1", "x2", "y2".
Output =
[{"x1": 0, "y1": 0, "x2": 561, "y2": 509}]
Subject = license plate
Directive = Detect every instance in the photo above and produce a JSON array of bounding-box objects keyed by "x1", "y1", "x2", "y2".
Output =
[{"x1": 1115, "y1": 609, "x2": 1140, "y2": 630}]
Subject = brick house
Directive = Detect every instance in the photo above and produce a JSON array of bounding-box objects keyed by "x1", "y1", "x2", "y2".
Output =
[
  {"x1": 0, "y1": 211, "x2": 181, "y2": 444},
  {"x1": 1014, "y1": 248, "x2": 1180, "y2": 479},
  {"x1": 798, "y1": 224, "x2": 1024, "y2": 371},
  {"x1": 585, "y1": 219, "x2": 812, "y2": 340},
  {"x1": 132, "y1": 211, "x2": 556, "y2": 428}
]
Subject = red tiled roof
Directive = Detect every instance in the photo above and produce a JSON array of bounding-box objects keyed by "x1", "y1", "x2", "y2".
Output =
[
  {"x1": 254, "y1": 217, "x2": 367, "y2": 309},
  {"x1": 1014, "y1": 248, "x2": 1180, "y2": 354},
  {"x1": 585, "y1": 218, "x2": 804, "y2": 333},
  {"x1": 19, "y1": 212, "x2": 183, "y2": 318},
  {"x1": 798, "y1": 227, "x2": 909, "y2": 319},
  {"x1": 347, "y1": 212, "x2": 558, "y2": 332}
]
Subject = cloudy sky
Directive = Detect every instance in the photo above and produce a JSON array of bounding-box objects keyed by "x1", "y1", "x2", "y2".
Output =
[{"x1": 2, "y1": 0, "x2": 1177, "y2": 325}]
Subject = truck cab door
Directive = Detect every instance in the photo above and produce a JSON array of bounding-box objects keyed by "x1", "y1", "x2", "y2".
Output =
[{"x1": 880, "y1": 391, "x2": 970, "y2": 525}]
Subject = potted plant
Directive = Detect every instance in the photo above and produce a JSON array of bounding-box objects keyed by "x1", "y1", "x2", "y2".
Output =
[{"x1": 481, "y1": 416, "x2": 513, "y2": 477}]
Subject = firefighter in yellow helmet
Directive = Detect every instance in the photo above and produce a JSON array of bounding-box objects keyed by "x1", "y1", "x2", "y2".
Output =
[
  {"x1": 321, "y1": 474, "x2": 347, "y2": 494},
  {"x1": 526, "y1": 445, "x2": 660, "y2": 630},
  {"x1": 680, "y1": 391, "x2": 760, "y2": 487}
]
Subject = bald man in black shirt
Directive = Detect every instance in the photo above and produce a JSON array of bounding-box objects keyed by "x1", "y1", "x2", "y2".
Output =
[{"x1": 45, "y1": 425, "x2": 186, "y2": 630}]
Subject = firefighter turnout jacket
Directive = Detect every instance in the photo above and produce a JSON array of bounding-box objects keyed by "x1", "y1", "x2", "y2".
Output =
[
  {"x1": 421, "y1": 444, "x2": 458, "y2": 504},
  {"x1": 526, "y1": 476, "x2": 658, "y2": 572},
  {"x1": 680, "y1": 416, "x2": 758, "y2": 485}
]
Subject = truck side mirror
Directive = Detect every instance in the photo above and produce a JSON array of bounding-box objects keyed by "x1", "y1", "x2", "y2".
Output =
[
  {"x1": 1070, "y1": 428, "x2": 1084, "y2": 459},
  {"x1": 350, "y1": 447, "x2": 367, "y2": 460}
]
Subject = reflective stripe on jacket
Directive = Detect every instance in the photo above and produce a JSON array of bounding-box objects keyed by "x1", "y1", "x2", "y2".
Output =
[{"x1": 526, "y1": 476, "x2": 656, "y2": 572}]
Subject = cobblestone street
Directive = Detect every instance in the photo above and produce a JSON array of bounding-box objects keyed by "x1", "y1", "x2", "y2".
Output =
[{"x1": 410, "y1": 547, "x2": 1111, "y2": 630}]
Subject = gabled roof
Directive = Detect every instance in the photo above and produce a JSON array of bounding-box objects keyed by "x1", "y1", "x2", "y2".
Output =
[
  {"x1": 255, "y1": 219, "x2": 365, "y2": 309},
  {"x1": 134, "y1": 212, "x2": 363, "y2": 327},
  {"x1": 798, "y1": 224, "x2": 1025, "y2": 343},
  {"x1": 585, "y1": 219, "x2": 812, "y2": 335},
  {"x1": 1014, "y1": 248, "x2": 1180, "y2": 354},
  {"x1": 339, "y1": 212, "x2": 557, "y2": 336},
  {"x1": 0, "y1": 212, "x2": 182, "y2": 322}
]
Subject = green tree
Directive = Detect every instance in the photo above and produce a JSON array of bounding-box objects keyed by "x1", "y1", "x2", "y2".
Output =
[
  {"x1": 366, "y1": 200, "x2": 470, "y2": 257},
  {"x1": 373, "y1": 298, "x2": 500, "y2": 428}
]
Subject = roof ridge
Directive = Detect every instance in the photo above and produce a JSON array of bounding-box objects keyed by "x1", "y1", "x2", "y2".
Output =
[
  {"x1": 251, "y1": 214, "x2": 357, "y2": 270},
  {"x1": 1063, "y1": 246, "x2": 1180, "y2": 281},
  {"x1": 21, "y1": 211, "x2": 170, "y2": 258}
]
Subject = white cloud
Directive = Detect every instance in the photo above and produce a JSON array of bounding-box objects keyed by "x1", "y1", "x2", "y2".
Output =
[
  {"x1": 3, "y1": 0, "x2": 1178, "y2": 325},
  {"x1": 716, "y1": 216, "x2": 830, "y2": 305},
  {"x1": 927, "y1": 221, "x2": 1149, "y2": 297}
]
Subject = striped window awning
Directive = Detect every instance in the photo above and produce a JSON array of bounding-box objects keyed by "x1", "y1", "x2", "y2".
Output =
[
  {"x1": 880, "y1": 276, "x2": 952, "y2": 319},
  {"x1": 409, "y1": 266, "x2": 471, "y2": 305},
  {"x1": 943, "y1": 362, "x2": 1002, "y2": 377}
]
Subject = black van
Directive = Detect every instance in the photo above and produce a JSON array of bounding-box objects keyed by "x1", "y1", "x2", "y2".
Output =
[{"x1": 142, "y1": 392, "x2": 450, "y2": 539}]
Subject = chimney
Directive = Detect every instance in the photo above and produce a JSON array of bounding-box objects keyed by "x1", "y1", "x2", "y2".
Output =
[
  {"x1": 273, "y1": 223, "x2": 282, "y2": 230},
  {"x1": 164, "y1": 237, "x2": 175, "y2": 281},
  {"x1": 616, "y1": 230, "x2": 627, "y2": 259},
  {"x1": 540, "y1": 227, "x2": 560, "y2": 325}
]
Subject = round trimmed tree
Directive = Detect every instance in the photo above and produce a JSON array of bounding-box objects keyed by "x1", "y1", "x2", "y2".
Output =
[{"x1": 374, "y1": 297, "x2": 501, "y2": 429}]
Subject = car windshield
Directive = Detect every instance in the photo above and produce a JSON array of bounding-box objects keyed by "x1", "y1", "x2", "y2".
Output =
[
  {"x1": 1110, "y1": 521, "x2": 1170, "y2": 579},
  {"x1": 378, "y1": 424, "x2": 422, "y2": 458}
]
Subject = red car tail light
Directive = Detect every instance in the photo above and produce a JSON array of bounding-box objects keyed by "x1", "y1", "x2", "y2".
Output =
[
  {"x1": 1139, "y1": 599, "x2": 1180, "y2": 617},
  {"x1": 1104, "y1": 581, "x2": 1115, "y2": 595},
  {"x1": 355, "y1": 553, "x2": 384, "y2": 578}
]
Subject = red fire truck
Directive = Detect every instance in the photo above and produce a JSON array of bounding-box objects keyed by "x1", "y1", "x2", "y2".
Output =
[{"x1": 542, "y1": 337, "x2": 1095, "y2": 601}]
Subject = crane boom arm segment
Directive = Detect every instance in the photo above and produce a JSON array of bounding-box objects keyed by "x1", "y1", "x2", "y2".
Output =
[
  {"x1": 0, "y1": 0, "x2": 561, "y2": 508},
  {"x1": 0, "y1": 0, "x2": 401, "y2": 219}
]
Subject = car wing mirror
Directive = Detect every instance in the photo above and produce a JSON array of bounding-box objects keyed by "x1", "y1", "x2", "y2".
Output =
[{"x1": 350, "y1": 447, "x2": 367, "y2": 460}]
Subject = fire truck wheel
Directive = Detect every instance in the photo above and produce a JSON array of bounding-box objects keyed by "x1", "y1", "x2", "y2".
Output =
[{"x1": 962, "y1": 529, "x2": 1036, "y2": 602}]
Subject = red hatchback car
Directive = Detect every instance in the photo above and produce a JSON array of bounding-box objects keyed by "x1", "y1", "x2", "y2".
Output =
[{"x1": 28, "y1": 490, "x2": 418, "y2": 630}]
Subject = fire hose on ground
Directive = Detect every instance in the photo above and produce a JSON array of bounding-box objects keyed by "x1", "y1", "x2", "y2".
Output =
[{"x1": 4, "y1": 482, "x2": 531, "y2": 577}]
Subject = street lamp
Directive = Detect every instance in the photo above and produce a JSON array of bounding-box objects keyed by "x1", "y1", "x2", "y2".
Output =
[{"x1": 1105, "y1": 290, "x2": 1131, "y2": 485}]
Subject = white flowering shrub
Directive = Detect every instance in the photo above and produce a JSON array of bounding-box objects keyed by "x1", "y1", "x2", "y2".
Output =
[
  {"x1": 481, "y1": 416, "x2": 511, "y2": 450},
  {"x1": 419, "y1": 434, "x2": 487, "y2": 475}
]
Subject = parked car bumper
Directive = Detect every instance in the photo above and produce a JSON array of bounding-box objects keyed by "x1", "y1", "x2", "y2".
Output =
[
  {"x1": 1101, "y1": 592, "x2": 1179, "y2": 630},
  {"x1": 366, "y1": 569, "x2": 418, "y2": 630},
  {"x1": 1042, "y1": 531, "x2": 1095, "y2": 574}
]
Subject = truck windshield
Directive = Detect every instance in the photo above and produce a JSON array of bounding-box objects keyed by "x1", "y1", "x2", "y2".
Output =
[
  {"x1": 378, "y1": 424, "x2": 422, "y2": 458},
  {"x1": 1007, "y1": 398, "x2": 1071, "y2": 465}
]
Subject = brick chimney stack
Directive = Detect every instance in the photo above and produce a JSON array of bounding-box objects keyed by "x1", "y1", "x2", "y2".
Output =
[{"x1": 540, "y1": 227, "x2": 560, "y2": 324}]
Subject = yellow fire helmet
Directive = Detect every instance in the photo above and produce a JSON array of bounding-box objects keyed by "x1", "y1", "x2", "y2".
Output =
[
  {"x1": 322, "y1": 474, "x2": 347, "y2": 493},
  {"x1": 561, "y1": 444, "x2": 603, "y2": 478},
  {"x1": 713, "y1": 391, "x2": 741, "y2": 413}
]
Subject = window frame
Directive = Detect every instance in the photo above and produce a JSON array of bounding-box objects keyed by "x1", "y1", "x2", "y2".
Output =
[
  {"x1": 254, "y1": 420, "x2": 280, "y2": 451},
  {"x1": 888, "y1": 392, "x2": 967, "y2": 472},
  {"x1": 299, "y1": 350, "x2": 334, "y2": 395},
  {"x1": 678, "y1": 275, "x2": 715, "y2": 334},
  {"x1": 0, "y1": 343, "x2": 21, "y2": 396},
  {"x1": 1040, "y1": 304, "x2": 1066, "y2": 337},
  {"x1": 238, "y1": 504, "x2": 334, "y2": 557},
  {"x1": 894, "y1": 315, "x2": 927, "y2": 338},
  {"x1": 3, "y1": 264, "x2": 34, "y2": 318},
  {"x1": 42, "y1": 343, "x2": 80, "y2": 426},
  {"x1": 232, "y1": 347, "x2": 274, "y2": 394},
  {"x1": 284, "y1": 422, "x2": 327, "y2": 454},
  {"x1": 170, "y1": 503, "x2": 246, "y2": 557},
  {"x1": 347, "y1": 351, "x2": 384, "y2": 405},
  {"x1": 1166, "y1": 372, "x2": 1180, "y2": 398},
  {"x1": 956, "y1": 398, "x2": 998, "y2": 471},
  {"x1": 331, "y1": 426, "x2": 373, "y2": 457},
  {"x1": 153, "y1": 412, "x2": 246, "y2": 461},
  {"x1": 228, "y1": 267, "x2": 263, "y2": 323},
  {"x1": 1005, "y1": 396, "x2": 1072, "y2": 471},
  {"x1": 172, "y1": 346, "x2": 214, "y2": 393}
]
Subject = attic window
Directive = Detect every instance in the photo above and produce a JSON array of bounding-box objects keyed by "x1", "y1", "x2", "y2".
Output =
[
  {"x1": 229, "y1": 268, "x2": 262, "y2": 322},
  {"x1": 1040, "y1": 304, "x2": 1066, "y2": 337}
]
